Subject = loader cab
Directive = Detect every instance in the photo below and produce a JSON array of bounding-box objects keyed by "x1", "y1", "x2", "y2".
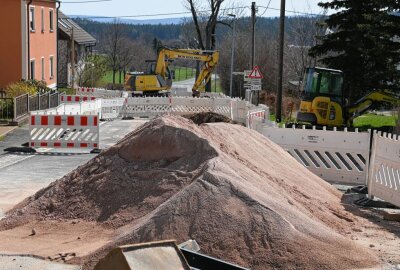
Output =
[{"x1": 301, "y1": 67, "x2": 344, "y2": 104}]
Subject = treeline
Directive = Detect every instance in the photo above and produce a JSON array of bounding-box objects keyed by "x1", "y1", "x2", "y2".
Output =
[
  {"x1": 74, "y1": 16, "x2": 322, "y2": 46},
  {"x1": 74, "y1": 19, "x2": 182, "y2": 41}
]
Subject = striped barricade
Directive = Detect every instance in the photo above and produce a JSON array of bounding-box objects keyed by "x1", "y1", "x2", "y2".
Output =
[
  {"x1": 61, "y1": 95, "x2": 96, "y2": 103},
  {"x1": 29, "y1": 114, "x2": 99, "y2": 149},
  {"x1": 368, "y1": 131, "x2": 400, "y2": 207},
  {"x1": 76, "y1": 87, "x2": 95, "y2": 95}
]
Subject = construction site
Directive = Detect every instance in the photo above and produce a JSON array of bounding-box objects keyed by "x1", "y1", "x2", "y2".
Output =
[
  {"x1": 0, "y1": 0, "x2": 399, "y2": 269},
  {"x1": 0, "y1": 84, "x2": 398, "y2": 269}
]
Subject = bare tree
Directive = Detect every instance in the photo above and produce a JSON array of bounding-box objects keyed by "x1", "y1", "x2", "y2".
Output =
[
  {"x1": 102, "y1": 20, "x2": 125, "y2": 88},
  {"x1": 185, "y1": 0, "x2": 225, "y2": 92},
  {"x1": 117, "y1": 38, "x2": 135, "y2": 84},
  {"x1": 286, "y1": 13, "x2": 327, "y2": 91}
]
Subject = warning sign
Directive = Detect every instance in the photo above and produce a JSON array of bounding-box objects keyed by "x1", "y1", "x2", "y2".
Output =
[{"x1": 248, "y1": 66, "x2": 263, "y2": 79}]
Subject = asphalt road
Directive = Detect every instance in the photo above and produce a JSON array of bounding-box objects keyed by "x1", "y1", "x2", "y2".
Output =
[{"x1": 0, "y1": 119, "x2": 147, "y2": 218}]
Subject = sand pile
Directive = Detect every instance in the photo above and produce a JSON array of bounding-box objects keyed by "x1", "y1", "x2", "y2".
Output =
[{"x1": 1, "y1": 115, "x2": 378, "y2": 270}]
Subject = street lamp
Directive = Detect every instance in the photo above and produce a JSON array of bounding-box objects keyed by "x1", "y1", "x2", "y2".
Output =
[{"x1": 228, "y1": 14, "x2": 236, "y2": 97}]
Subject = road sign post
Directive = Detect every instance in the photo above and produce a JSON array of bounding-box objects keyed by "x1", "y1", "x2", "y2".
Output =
[{"x1": 244, "y1": 66, "x2": 263, "y2": 104}]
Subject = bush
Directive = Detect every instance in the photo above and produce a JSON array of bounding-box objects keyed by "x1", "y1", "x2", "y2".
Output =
[{"x1": 5, "y1": 80, "x2": 52, "y2": 98}]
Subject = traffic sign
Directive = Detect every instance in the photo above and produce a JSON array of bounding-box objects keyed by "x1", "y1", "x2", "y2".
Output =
[
  {"x1": 248, "y1": 66, "x2": 263, "y2": 79},
  {"x1": 251, "y1": 84, "x2": 262, "y2": 91}
]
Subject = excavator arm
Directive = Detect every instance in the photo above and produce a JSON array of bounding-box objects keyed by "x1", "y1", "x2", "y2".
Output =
[
  {"x1": 154, "y1": 48, "x2": 219, "y2": 96},
  {"x1": 346, "y1": 90, "x2": 400, "y2": 125}
]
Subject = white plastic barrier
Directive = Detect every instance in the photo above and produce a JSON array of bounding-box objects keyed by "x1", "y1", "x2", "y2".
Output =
[
  {"x1": 368, "y1": 132, "x2": 400, "y2": 207},
  {"x1": 31, "y1": 100, "x2": 101, "y2": 116},
  {"x1": 121, "y1": 96, "x2": 236, "y2": 119},
  {"x1": 170, "y1": 97, "x2": 214, "y2": 115},
  {"x1": 101, "y1": 98, "x2": 125, "y2": 120},
  {"x1": 230, "y1": 100, "x2": 248, "y2": 124},
  {"x1": 253, "y1": 125, "x2": 371, "y2": 185},
  {"x1": 29, "y1": 114, "x2": 99, "y2": 149},
  {"x1": 247, "y1": 106, "x2": 269, "y2": 129},
  {"x1": 121, "y1": 97, "x2": 171, "y2": 118},
  {"x1": 76, "y1": 87, "x2": 123, "y2": 98}
]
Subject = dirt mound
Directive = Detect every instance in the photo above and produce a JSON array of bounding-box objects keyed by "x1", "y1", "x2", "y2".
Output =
[
  {"x1": 1, "y1": 116, "x2": 378, "y2": 270},
  {"x1": 184, "y1": 112, "x2": 235, "y2": 125}
]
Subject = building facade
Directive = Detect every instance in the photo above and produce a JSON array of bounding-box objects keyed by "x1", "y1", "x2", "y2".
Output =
[
  {"x1": 0, "y1": 0, "x2": 57, "y2": 90},
  {"x1": 58, "y1": 11, "x2": 96, "y2": 88}
]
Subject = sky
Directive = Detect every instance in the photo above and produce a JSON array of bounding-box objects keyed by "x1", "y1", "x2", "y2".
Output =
[{"x1": 60, "y1": 0, "x2": 330, "y2": 19}]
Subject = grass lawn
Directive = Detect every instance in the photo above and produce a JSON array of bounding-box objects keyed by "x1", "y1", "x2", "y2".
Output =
[
  {"x1": 173, "y1": 67, "x2": 196, "y2": 81},
  {"x1": 100, "y1": 71, "x2": 125, "y2": 86},
  {"x1": 268, "y1": 112, "x2": 398, "y2": 129},
  {"x1": 353, "y1": 113, "x2": 398, "y2": 128}
]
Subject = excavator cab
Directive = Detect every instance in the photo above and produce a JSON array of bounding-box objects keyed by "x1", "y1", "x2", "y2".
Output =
[{"x1": 297, "y1": 67, "x2": 345, "y2": 126}]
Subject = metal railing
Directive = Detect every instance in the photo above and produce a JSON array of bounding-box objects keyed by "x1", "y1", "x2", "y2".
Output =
[
  {"x1": 14, "y1": 94, "x2": 29, "y2": 121},
  {"x1": 10, "y1": 91, "x2": 61, "y2": 123},
  {"x1": 0, "y1": 98, "x2": 14, "y2": 122}
]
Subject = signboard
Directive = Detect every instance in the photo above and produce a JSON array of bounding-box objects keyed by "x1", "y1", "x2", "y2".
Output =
[
  {"x1": 244, "y1": 67, "x2": 263, "y2": 92},
  {"x1": 248, "y1": 66, "x2": 263, "y2": 79}
]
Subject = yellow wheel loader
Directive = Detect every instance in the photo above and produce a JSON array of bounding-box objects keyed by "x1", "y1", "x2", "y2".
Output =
[
  {"x1": 124, "y1": 48, "x2": 219, "y2": 97},
  {"x1": 297, "y1": 67, "x2": 400, "y2": 127}
]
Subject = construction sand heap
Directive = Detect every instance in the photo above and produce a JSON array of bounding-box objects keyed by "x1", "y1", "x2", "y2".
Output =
[{"x1": 1, "y1": 115, "x2": 378, "y2": 269}]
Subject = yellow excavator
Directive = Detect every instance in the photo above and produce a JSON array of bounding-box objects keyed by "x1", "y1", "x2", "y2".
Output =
[
  {"x1": 124, "y1": 48, "x2": 219, "y2": 97},
  {"x1": 297, "y1": 67, "x2": 400, "y2": 126}
]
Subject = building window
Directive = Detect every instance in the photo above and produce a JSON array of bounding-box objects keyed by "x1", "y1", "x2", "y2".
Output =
[
  {"x1": 49, "y1": 56, "x2": 54, "y2": 79},
  {"x1": 29, "y1": 7, "x2": 35, "y2": 32},
  {"x1": 30, "y1": 60, "x2": 35, "y2": 80},
  {"x1": 41, "y1": 57, "x2": 45, "y2": 81},
  {"x1": 49, "y1": 9, "x2": 54, "y2": 32},
  {"x1": 41, "y1": 8, "x2": 44, "y2": 32}
]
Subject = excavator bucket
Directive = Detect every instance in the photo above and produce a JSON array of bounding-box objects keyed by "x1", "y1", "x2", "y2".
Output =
[{"x1": 94, "y1": 240, "x2": 191, "y2": 270}]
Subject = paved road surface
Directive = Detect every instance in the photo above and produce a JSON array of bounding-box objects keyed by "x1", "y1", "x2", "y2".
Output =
[{"x1": 0, "y1": 119, "x2": 147, "y2": 218}]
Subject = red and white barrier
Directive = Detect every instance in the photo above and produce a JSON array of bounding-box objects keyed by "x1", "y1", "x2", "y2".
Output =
[
  {"x1": 76, "y1": 87, "x2": 95, "y2": 94},
  {"x1": 61, "y1": 95, "x2": 96, "y2": 103},
  {"x1": 247, "y1": 109, "x2": 266, "y2": 128},
  {"x1": 76, "y1": 87, "x2": 123, "y2": 98},
  {"x1": 29, "y1": 114, "x2": 99, "y2": 149}
]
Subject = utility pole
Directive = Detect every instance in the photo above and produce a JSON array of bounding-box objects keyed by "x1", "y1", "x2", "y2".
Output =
[
  {"x1": 71, "y1": 27, "x2": 75, "y2": 88},
  {"x1": 251, "y1": 2, "x2": 256, "y2": 68},
  {"x1": 276, "y1": 0, "x2": 285, "y2": 123},
  {"x1": 228, "y1": 14, "x2": 236, "y2": 97}
]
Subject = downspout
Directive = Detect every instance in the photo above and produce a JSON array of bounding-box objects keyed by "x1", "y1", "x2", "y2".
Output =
[
  {"x1": 27, "y1": 0, "x2": 33, "y2": 80},
  {"x1": 56, "y1": 0, "x2": 61, "y2": 90}
]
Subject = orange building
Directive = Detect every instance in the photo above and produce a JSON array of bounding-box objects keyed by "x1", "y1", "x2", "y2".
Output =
[{"x1": 0, "y1": 0, "x2": 57, "y2": 90}]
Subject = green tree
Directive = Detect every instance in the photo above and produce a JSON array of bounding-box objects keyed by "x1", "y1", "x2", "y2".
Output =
[
  {"x1": 310, "y1": 0, "x2": 400, "y2": 100},
  {"x1": 76, "y1": 55, "x2": 108, "y2": 87}
]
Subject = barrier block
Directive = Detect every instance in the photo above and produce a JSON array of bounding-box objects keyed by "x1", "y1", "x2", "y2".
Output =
[{"x1": 29, "y1": 114, "x2": 99, "y2": 149}]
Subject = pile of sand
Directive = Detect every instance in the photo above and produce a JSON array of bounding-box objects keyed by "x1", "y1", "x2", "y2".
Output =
[{"x1": 1, "y1": 115, "x2": 378, "y2": 269}]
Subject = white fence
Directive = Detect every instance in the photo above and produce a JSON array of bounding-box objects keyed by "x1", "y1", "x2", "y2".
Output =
[
  {"x1": 368, "y1": 132, "x2": 400, "y2": 207},
  {"x1": 29, "y1": 114, "x2": 99, "y2": 149}
]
